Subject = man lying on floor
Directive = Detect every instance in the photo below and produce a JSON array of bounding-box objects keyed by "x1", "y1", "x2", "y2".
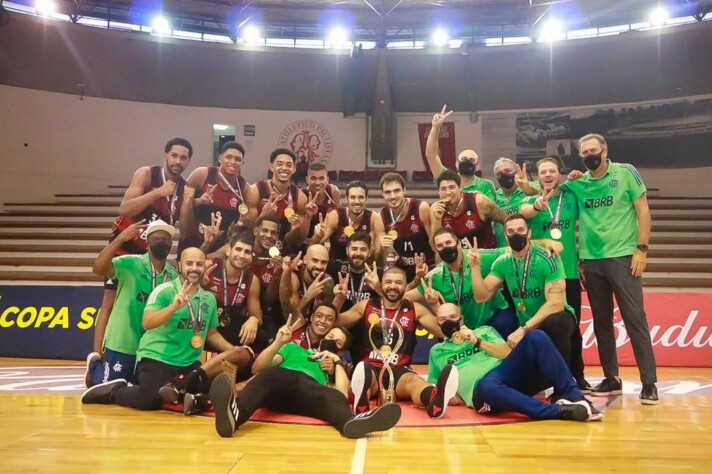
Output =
[
  {"x1": 429, "y1": 303, "x2": 603, "y2": 422},
  {"x1": 210, "y1": 312, "x2": 401, "y2": 439}
]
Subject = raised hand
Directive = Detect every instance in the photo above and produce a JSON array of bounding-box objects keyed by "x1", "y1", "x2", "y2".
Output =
[
  {"x1": 304, "y1": 192, "x2": 319, "y2": 218},
  {"x1": 379, "y1": 234, "x2": 395, "y2": 250},
  {"x1": 276, "y1": 313, "x2": 300, "y2": 345},
  {"x1": 364, "y1": 262, "x2": 380, "y2": 288},
  {"x1": 202, "y1": 212, "x2": 223, "y2": 247},
  {"x1": 282, "y1": 251, "x2": 303, "y2": 273},
  {"x1": 465, "y1": 237, "x2": 480, "y2": 267},
  {"x1": 201, "y1": 260, "x2": 218, "y2": 287},
  {"x1": 515, "y1": 163, "x2": 529, "y2": 187},
  {"x1": 303, "y1": 272, "x2": 328, "y2": 301},
  {"x1": 424, "y1": 276, "x2": 445, "y2": 307},
  {"x1": 195, "y1": 185, "x2": 216, "y2": 207},
  {"x1": 567, "y1": 170, "x2": 584, "y2": 181},
  {"x1": 183, "y1": 186, "x2": 196, "y2": 201},
  {"x1": 534, "y1": 187, "x2": 555, "y2": 211},
  {"x1": 334, "y1": 272, "x2": 350, "y2": 300},
  {"x1": 262, "y1": 192, "x2": 281, "y2": 217},
  {"x1": 432, "y1": 104, "x2": 453, "y2": 128},
  {"x1": 288, "y1": 213, "x2": 304, "y2": 230},
  {"x1": 312, "y1": 213, "x2": 326, "y2": 240},
  {"x1": 414, "y1": 253, "x2": 428, "y2": 280},
  {"x1": 173, "y1": 280, "x2": 191, "y2": 308},
  {"x1": 118, "y1": 219, "x2": 147, "y2": 243},
  {"x1": 430, "y1": 200, "x2": 446, "y2": 220}
]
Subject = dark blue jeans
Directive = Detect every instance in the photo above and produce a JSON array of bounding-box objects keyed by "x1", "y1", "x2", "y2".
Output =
[{"x1": 473, "y1": 330, "x2": 583, "y2": 420}]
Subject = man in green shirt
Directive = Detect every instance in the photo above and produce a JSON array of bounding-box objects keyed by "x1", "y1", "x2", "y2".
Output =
[
  {"x1": 492, "y1": 157, "x2": 532, "y2": 248},
  {"x1": 560, "y1": 133, "x2": 657, "y2": 405},
  {"x1": 425, "y1": 105, "x2": 496, "y2": 199},
  {"x1": 519, "y1": 156, "x2": 590, "y2": 392},
  {"x1": 405, "y1": 227, "x2": 517, "y2": 338},
  {"x1": 210, "y1": 311, "x2": 401, "y2": 439},
  {"x1": 470, "y1": 215, "x2": 577, "y2": 377},
  {"x1": 428, "y1": 303, "x2": 602, "y2": 422},
  {"x1": 81, "y1": 247, "x2": 235, "y2": 410},
  {"x1": 85, "y1": 219, "x2": 179, "y2": 387}
]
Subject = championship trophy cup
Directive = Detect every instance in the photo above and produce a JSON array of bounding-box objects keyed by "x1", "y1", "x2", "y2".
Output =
[{"x1": 368, "y1": 320, "x2": 404, "y2": 405}]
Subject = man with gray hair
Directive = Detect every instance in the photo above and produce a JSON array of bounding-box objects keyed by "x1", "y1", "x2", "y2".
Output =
[{"x1": 560, "y1": 133, "x2": 658, "y2": 405}]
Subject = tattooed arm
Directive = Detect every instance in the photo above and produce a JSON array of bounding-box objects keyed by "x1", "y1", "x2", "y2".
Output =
[{"x1": 476, "y1": 194, "x2": 509, "y2": 224}]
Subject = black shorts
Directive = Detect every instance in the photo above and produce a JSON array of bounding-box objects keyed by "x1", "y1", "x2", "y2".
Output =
[
  {"x1": 363, "y1": 362, "x2": 415, "y2": 392},
  {"x1": 202, "y1": 342, "x2": 256, "y2": 383}
]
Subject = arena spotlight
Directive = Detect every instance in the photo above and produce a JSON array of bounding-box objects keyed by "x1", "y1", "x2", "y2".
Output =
[
  {"x1": 35, "y1": 0, "x2": 56, "y2": 16},
  {"x1": 431, "y1": 28, "x2": 449, "y2": 47},
  {"x1": 151, "y1": 16, "x2": 171, "y2": 35},
  {"x1": 327, "y1": 26, "x2": 349, "y2": 47},
  {"x1": 242, "y1": 24, "x2": 262, "y2": 44},
  {"x1": 539, "y1": 19, "x2": 564, "y2": 42},
  {"x1": 649, "y1": 6, "x2": 669, "y2": 26}
]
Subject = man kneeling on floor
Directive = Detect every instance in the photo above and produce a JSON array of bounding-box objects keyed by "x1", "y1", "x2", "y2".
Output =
[
  {"x1": 210, "y1": 311, "x2": 401, "y2": 439},
  {"x1": 429, "y1": 303, "x2": 603, "y2": 422},
  {"x1": 81, "y1": 247, "x2": 235, "y2": 410}
]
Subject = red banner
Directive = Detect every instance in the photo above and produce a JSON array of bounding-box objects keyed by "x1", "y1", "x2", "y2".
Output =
[
  {"x1": 581, "y1": 292, "x2": 712, "y2": 367},
  {"x1": 418, "y1": 122, "x2": 456, "y2": 173}
]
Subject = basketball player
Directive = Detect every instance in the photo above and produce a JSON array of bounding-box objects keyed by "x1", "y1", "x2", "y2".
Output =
[
  {"x1": 303, "y1": 163, "x2": 341, "y2": 244},
  {"x1": 278, "y1": 245, "x2": 335, "y2": 324},
  {"x1": 179, "y1": 141, "x2": 254, "y2": 254},
  {"x1": 376, "y1": 172, "x2": 435, "y2": 283},
  {"x1": 338, "y1": 267, "x2": 457, "y2": 418},
  {"x1": 430, "y1": 170, "x2": 507, "y2": 249},
  {"x1": 95, "y1": 138, "x2": 191, "y2": 357}
]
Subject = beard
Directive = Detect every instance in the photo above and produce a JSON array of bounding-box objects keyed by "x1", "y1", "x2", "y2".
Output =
[{"x1": 383, "y1": 287, "x2": 404, "y2": 303}]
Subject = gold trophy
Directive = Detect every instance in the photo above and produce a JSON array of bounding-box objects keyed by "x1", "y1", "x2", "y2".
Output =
[{"x1": 368, "y1": 321, "x2": 404, "y2": 405}]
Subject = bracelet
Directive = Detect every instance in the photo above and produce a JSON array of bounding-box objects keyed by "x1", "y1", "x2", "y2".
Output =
[
  {"x1": 532, "y1": 202, "x2": 542, "y2": 212},
  {"x1": 474, "y1": 337, "x2": 482, "y2": 350}
]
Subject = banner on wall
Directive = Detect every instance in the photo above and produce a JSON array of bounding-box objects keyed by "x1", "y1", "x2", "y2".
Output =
[
  {"x1": 2, "y1": 286, "x2": 710, "y2": 366},
  {"x1": 417, "y1": 122, "x2": 456, "y2": 172},
  {"x1": 0, "y1": 286, "x2": 102, "y2": 360}
]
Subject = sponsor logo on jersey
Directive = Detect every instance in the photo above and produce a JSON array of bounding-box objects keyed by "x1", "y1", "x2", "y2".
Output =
[{"x1": 585, "y1": 196, "x2": 614, "y2": 209}]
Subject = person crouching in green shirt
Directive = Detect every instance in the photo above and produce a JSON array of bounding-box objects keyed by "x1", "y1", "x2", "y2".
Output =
[
  {"x1": 469, "y1": 214, "x2": 578, "y2": 377},
  {"x1": 428, "y1": 303, "x2": 602, "y2": 422},
  {"x1": 81, "y1": 247, "x2": 234, "y2": 410}
]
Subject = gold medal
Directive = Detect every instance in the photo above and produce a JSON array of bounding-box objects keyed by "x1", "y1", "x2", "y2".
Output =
[
  {"x1": 387, "y1": 229, "x2": 398, "y2": 239},
  {"x1": 452, "y1": 331, "x2": 464, "y2": 344},
  {"x1": 284, "y1": 207, "x2": 295, "y2": 219},
  {"x1": 238, "y1": 203, "x2": 248, "y2": 215},
  {"x1": 550, "y1": 228, "x2": 562, "y2": 240},
  {"x1": 517, "y1": 301, "x2": 526, "y2": 313},
  {"x1": 343, "y1": 225, "x2": 355, "y2": 237},
  {"x1": 368, "y1": 313, "x2": 380, "y2": 325},
  {"x1": 190, "y1": 334, "x2": 204, "y2": 349},
  {"x1": 380, "y1": 344, "x2": 392, "y2": 356},
  {"x1": 268, "y1": 246, "x2": 280, "y2": 258}
]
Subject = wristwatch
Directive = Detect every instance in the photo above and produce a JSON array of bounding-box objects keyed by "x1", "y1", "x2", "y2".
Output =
[{"x1": 636, "y1": 244, "x2": 649, "y2": 252}]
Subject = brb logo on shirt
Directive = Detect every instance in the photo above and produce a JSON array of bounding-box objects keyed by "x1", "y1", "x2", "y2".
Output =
[
  {"x1": 177, "y1": 319, "x2": 207, "y2": 331},
  {"x1": 512, "y1": 288, "x2": 542, "y2": 299},
  {"x1": 584, "y1": 196, "x2": 614, "y2": 209}
]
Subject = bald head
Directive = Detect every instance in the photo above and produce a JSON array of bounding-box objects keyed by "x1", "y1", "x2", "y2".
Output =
[
  {"x1": 458, "y1": 149, "x2": 479, "y2": 162},
  {"x1": 179, "y1": 247, "x2": 207, "y2": 284},
  {"x1": 304, "y1": 244, "x2": 329, "y2": 279},
  {"x1": 436, "y1": 303, "x2": 462, "y2": 325}
]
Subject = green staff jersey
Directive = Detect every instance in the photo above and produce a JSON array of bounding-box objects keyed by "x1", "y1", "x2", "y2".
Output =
[
  {"x1": 276, "y1": 342, "x2": 327, "y2": 385},
  {"x1": 490, "y1": 244, "x2": 574, "y2": 324},
  {"x1": 521, "y1": 189, "x2": 579, "y2": 278},
  {"x1": 439, "y1": 165, "x2": 496, "y2": 199},
  {"x1": 560, "y1": 161, "x2": 646, "y2": 260},
  {"x1": 139, "y1": 278, "x2": 218, "y2": 367},
  {"x1": 493, "y1": 188, "x2": 527, "y2": 247},
  {"x1": 418, "y1": 248, "x2": 509, "y2": 330},
  {"x1": 427, "y1": 326, "x2": 504, "y2": 407},
  {"x1": 103, "y1": 254, "x2": 179, "y2": 355}
]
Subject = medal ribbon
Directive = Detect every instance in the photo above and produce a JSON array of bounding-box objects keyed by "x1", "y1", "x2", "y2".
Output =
[
  {"x1": 389, "y1": 198, "x2": 409, "y2": 230},
  {"x1": 150, "y1": 260, "x2": 168, "y2": 291},
  {"x1": 446, "y1": 262, "x2": 465, "y2": 305},
  {"x1": 512, "y1": 250, "x2": 532, "y2": 312},
  {"x1": 379, "y1": 301, "x2": 402, "y2": 346},
  {"x1": 546, "y1": 192, "x2": 564, "y2": 229},
  {"x1": 186, "y1": 287, "x2": 204, "y2": 338},
  {"x1": 219, "y1": 169, "x2": 245, "y2": 203},
  {"x1": 161, "y1": 167, "x2": 178, "y2": 225},
  {"x1": 222, "y1": 266, "x2": 244, "y2": 308}
]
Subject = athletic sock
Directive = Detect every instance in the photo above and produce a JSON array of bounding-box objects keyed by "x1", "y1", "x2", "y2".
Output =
[{"x1": 419, "y1": 386, "x2": 435, "y2": 406}]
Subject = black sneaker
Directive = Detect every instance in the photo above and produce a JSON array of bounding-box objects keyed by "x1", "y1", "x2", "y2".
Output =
[
  {"x1": 159, "y1": 375, "x2": 186, "y2": 405},
  {"x1": 348, "y1": 362, "x2": 372, "y2": 415},
  {"x1": 427, "y1": 363, "x2": 459, "y2": 419},
  {"x1": 342, "y1": 403, "x2": 402, "y2": 439},
  {"x1": 590, "y1": 377, "x2": 623, "y2": 396},
  {"x1": 577, "y1": 399, "x2": 604, "y2": 421},
  {"x1": 547, "y1": 392, "x2": 565, "y2": 404},
  {"x1": 81, "y1": 378, "x2": 126, "y2": 404},
  {"x1": 84, "y1": 352, "x2": 102, "y2": 388},
  {"x1": 576, "y1": 378, "x2": 593, "y2": 395},
  {"x1": 210, "y1": 373, "x2": 238, "y2": 438},
  {"x1": 557, "y1": 399, "x2": 589, "y2": 421},
  {"x1": 639, "y1": 383, "x2": 659, "y2": 405},
  {"x1": 183, "y1": 392, "x2": 212, "y2": 416}
]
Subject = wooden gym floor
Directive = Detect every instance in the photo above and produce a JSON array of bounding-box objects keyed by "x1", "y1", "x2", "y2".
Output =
[{"x1": 1, "y1": 358, "x2": 711, "y2": 473}]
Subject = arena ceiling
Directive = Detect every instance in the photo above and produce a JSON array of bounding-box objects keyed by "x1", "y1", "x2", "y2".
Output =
[{"x1": 22, "y1": 0, "x2": 712, "y2": 43}]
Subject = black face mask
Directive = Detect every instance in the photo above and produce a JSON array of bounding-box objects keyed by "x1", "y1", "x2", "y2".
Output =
[
  {"x1": 582, "y1": 152, "x2": 603, "y2": 171},
  {"x1": 320, "y1": 339, "x2": 339, "y2": 353},
  {"x1": 507, "y1": 233, "x2": 528, "y2": 252},
  {"x1": 440, "y1": 320, "x2": 461, "y2": 340},
  {"x1": 497, "y1": 173, "x2": 516, "y2": 189},
  {"x1": 438, "y1": 246, "x2": 459, "y2": 264},
  {"x1": 149, "y1": 241, "x2": 172, "y2": 260},
  {"x1": 457, "y1": 160, "x2": 476, "y2": 177}
]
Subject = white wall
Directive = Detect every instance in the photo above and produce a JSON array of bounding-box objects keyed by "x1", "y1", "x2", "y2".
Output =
[{"x1": 0, "y1": 85, "x2": 367, "y2": 206}]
